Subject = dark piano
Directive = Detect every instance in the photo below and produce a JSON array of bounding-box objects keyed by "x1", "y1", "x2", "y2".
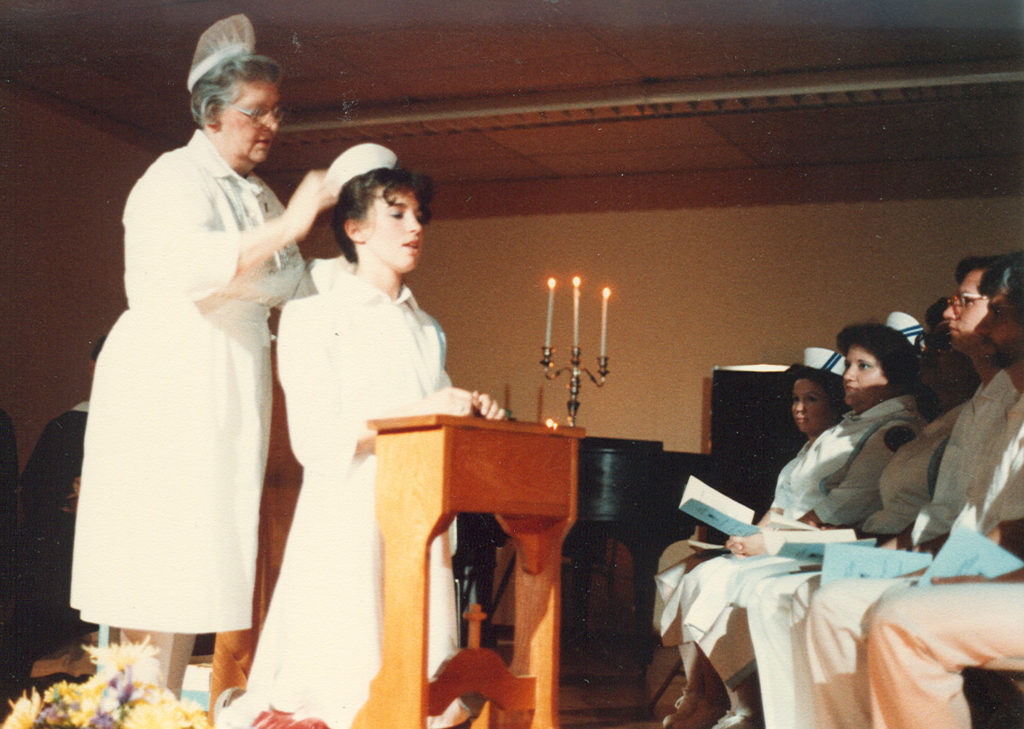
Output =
[{"x1": 455, "y1": 367, "x2": 802, "y2": 667}]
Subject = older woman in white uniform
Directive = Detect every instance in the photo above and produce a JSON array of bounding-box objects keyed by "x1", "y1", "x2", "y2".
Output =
[{"x1": 70, "y1": 15, "x2": 336, "y2": 695}]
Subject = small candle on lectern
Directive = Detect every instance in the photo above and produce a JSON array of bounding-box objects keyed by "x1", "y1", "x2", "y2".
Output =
[
  {"x1": 545, "y1": 278, "x2": 556, "y2": 348},
  {"x1": 572, "y1": 276, "x2": 581, "y2": 347},
  {"x1": 600, "y1": 287, "x2": 611, "y2": 357}
]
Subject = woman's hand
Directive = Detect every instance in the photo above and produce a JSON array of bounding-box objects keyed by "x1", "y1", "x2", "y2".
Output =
[
  {"x1": 416, "y1": 388, "x2": 508, "y2": 420},
  {"x1": 725, "y1": 532, "x2": 766, "y2": 557},
  {"x1": 280, "y1": 170, "x2": 338, "y2": 243},
  {"x1": 471, "y1": 391, "x2": 506, "y2": 420},
  {"x1": 384, "y1": 387, "x2": 512, "y2": 421},
  {"x1": 235, "y1": 170, "x2": 339, "y2": 276},
  {"x1": 798, "y1": 510, "x2": 824, "y2": 529},
  {"x1": 419, "y1": 387, "x2": 477, "y2": 416}
]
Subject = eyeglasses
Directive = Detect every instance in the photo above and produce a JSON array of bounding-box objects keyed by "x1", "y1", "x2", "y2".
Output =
[
  {"x1": 945, "y1": 292, "x2": 987, "y2": 314},
  {"x1": 228, "y1": 104, "x2": 285, "y2": 128}
]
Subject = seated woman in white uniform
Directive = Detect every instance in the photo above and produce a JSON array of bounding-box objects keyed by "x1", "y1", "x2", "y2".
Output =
[
  {"x1": 739, "y1": 320, "x2": 981, "y2": 729},
  {"x1": 217, "y1": 145, "x2": 505, "y2": 729},
  {"x1": 661, "y1": 322, "x2": 926, "y2": 729},
  {"x1": 656, "y1": 351, "x2": 847, "y2": 727}
]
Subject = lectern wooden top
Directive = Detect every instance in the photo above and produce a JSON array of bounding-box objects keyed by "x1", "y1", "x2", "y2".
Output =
[
  {"x1": 370, "y1": 414, "x2": 582, "y2": 519},
  {"x1": 369, "y1": 414, "x2": 585, "y2": 440}
]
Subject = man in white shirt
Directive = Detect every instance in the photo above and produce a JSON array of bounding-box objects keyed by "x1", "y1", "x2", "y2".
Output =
[
  {"x1": 805, "y1": 251, "x2": 1024, "y2": 729},
  {"x1": 732, "y1": 257, "x2": 1004, "y2": 729}
]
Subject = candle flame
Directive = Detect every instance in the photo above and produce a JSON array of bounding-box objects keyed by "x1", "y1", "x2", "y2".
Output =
[
  {"x1": 547, "y1": 277, "x2": 556, "y2": 289},
  {"x1": 602, "y1": 287, "x2": 611, "y2": 299},
  {"x1": 572, "y1": 276, "x2": 581, "y2": 287},
  {"x1": 545, "y1": 418, "x2": 559, "y2": 430}
]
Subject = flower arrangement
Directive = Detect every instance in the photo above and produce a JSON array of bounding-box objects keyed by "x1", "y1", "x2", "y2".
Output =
[{"x1": 2, "y1": 640, "x2": 211, "y2": 729}]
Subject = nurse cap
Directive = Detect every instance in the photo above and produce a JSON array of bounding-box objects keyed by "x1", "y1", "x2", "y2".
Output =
[
  {"x1": 188, "y1": 14, "x2": 255, "y2": 92},
  {"x1": 325, "y1": 143, "x2": 398, "y2": 192},
  {"x1": 803, "y1": 347, "x2": 845, "y2": 376},
  {"x1": 885, "y1": 311, "x2": 924, "y2": 345}
]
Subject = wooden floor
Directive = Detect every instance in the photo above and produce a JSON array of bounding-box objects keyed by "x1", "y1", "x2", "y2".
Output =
[
  {"x1": 9, "y1": 630, "x2": 688, "y2": 729},
  {"x1": 547, "y1": 633, "x2": 684, "y2": 729}
]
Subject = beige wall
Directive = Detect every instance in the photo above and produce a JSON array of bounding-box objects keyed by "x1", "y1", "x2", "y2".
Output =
[
  {"x1": 3, "y1": 83, "x2": 1019, "y2": 465},
  {"x1": 2, "y1": 86, "x2": 156, "y2": 466},
  {"x1": 406, "y1": 201, "x2": 1016, "y2": 453}
]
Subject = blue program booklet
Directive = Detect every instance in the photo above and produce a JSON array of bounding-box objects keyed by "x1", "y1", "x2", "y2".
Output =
[
  {"x1": 821, "y1": 542, "x2": 932, "y2": 584},
  {"x1": 677, "y1": 476, "x2": 760, "y2": 537},
  {"x1": 919, "y1": 528, "x2": 1024, "y2": 584},
  {"x1": 777, "y1": 533, "x2": 865, "y2": 563}
]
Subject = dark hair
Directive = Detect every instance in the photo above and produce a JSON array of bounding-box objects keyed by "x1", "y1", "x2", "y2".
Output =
[
  {"x1": 979, "y1": 251, "x2": 1024, "y2": 324},
  {"x1": 331, "y1": 167, "x2": 435, "y2": 263},
  {"x1": 786, "y1": 364, "x2": 847, "y2": 416},
  {"x1": 924, "y1": 297, "x2": 948, "y2": 333},
  {"x1": 836, "y1": 323, "x2": 920, "y2": 394},
  {"x1": 955, "y1": 255, "x2": 1001, "y2": 285},
  {"x1": 190, "y1": 54, "x2": 282, "y2": 127}
]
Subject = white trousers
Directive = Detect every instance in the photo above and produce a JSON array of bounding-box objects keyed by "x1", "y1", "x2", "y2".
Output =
[
  {"x1": 805, "y1": 578, "x2": 913, "y2": 729},
  {"x1": 746, "y1": 571, "x2": 820, "y2": 729},
  {"x1": 867, "y1": 583, "x2": 1024, "y2": 729},
  {"x1": 691, "y1": 557, "x2": 808, "y2": 685}
]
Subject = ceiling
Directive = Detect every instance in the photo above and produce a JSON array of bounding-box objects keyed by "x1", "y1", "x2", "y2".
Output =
[{"x1": 4, "y1": 0, "x2": 1024, "y2": 211}]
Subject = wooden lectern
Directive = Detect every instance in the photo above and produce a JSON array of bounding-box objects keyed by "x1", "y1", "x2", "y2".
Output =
[{"x1": 351, "y1": 415, "x2": 583, "y2": 729}]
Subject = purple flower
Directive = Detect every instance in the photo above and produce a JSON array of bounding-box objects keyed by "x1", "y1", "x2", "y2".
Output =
[
  {"x1": 88, "y1": 711, "x2": 116, "y2": 729},
  {"x1": 36, "y1": 704, "x2": 69, "y2": 726}
]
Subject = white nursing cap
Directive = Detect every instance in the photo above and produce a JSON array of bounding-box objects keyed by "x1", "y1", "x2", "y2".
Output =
[
  {"x1": 325, "y1": 143, "x2": 398, "y2": 192},
  {"x1": 885, "y1": 311, "x2": 924, "y2": 345},
  {"x1": 188, "y1": 14, "x2": 255, "y2": 92},
  {"x1": 803, "y1": 347, "x2": 845, "y2": 375}
]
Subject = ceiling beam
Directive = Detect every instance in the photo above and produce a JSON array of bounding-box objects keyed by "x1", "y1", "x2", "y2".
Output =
[{"x1": 282, "y1": 60, "x2": 1024, "y2": 133}]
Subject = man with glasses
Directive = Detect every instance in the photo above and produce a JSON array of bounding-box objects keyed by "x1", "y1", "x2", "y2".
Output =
[
  {"x1": 865, "y1": 250, "x2": 1024, "y2": 729},
  {"x1": 907, "y1": 255, "x2": 1009, "y2": 547},
  {"x1": 805, "y1": 251, "x2": 1024, "y2": 729},
  {"x1": 738, "y1": 256, "x2": 1011, "y2": 729}
]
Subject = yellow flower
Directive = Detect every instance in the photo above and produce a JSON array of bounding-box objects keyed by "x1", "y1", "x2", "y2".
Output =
[
  {"x1": 2, "y1": 689, "x2": 42, "y2": 729},
  {"x1": 179, "y1": 700, "x2": 212, "y2": 729},
  {"x1": 87, "y1": 638, "x2": 159, "y2": 672},
  {"x1": 75, "y1": 676, "x2": 107, "y2": 702},
  {"x1": 43, "y1": 679, "x2": 78, "y2": 703},
  {"x1": 67, "y1": 690, "x2": 101, "y2": 725},
  {"x1": 121, "y1": 696, "x2": 207, "y2": 729}
]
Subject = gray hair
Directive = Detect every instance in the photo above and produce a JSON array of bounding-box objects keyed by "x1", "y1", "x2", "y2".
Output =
[{"x1": 190, "y1": 53, "x2": 282, "y2": 127}]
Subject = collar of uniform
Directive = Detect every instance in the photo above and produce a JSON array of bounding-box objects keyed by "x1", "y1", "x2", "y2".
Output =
[
  {"x1": 843, "y1": 393, "x2": 917, "y2": 423},
  {"x1": 330, "y1": 265, "x2": 419, "y2": 311},
  {"x1": 185, "y1": 129, "x2": 262, "y2": 193},
  {"x1": 1006, "y1": 387, "x2": 1024, "y2": 422},
  {"x1": 979, "y1": 367, "x2": 1017, "y2": 405}
]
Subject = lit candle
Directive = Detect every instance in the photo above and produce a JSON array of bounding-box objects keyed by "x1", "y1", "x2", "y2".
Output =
[
  {"x1": 572, "y1": 276, "x2": 581, "y2": 347},
  {"x1": 600, "y1": 287, "x2": 611, "y2": 357},
  {"x1": 545, "y1": 278, "x2": 556, "y2": 348}
]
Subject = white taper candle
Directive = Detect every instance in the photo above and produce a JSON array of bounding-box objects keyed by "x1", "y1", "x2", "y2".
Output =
[
  {"x1": 545, "y1": 278, "x2": 556, "y2": 348},
  {"x1": 572, "y1": 276, "x2": 581, "y2": 347},
  {"x1": 600, "y1": 287, "x2": 610, "y2": 357}
]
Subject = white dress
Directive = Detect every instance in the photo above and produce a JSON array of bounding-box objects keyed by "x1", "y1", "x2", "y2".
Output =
[
  {"x1": 655, "y1": 395, "x2": 922, "y2": 646},
  {"x1": 220, "y1": 263, "x2": 460, "y2": 729},
  {"x1": 70, "y1": 130, "x2": 308, "y2": 634}
]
